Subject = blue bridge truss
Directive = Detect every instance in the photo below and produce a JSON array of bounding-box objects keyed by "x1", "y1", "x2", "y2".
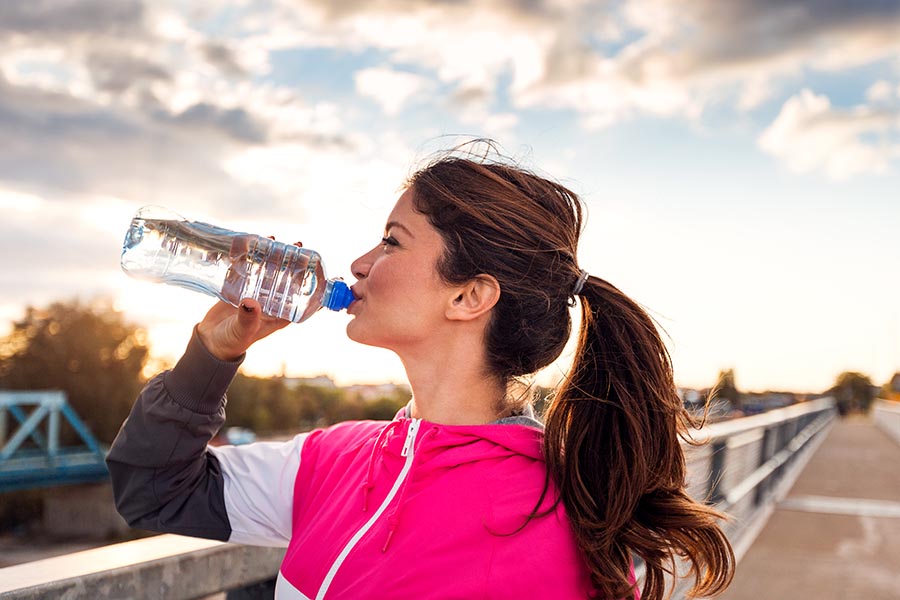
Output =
[{"x1": 0, "y1": 391, "x2": 109, "y2": 493}]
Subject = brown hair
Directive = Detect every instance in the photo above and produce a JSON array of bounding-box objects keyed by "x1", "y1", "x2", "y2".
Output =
[{"x1": 408, "y1": 146, "x2": 734, "y2": 600}]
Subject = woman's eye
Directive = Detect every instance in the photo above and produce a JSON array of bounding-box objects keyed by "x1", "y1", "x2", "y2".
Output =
[{"x1": 381, "y1": 236, "x2": 399, "y2": 247}]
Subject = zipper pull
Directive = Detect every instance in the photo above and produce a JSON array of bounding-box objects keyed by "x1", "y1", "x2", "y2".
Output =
[{"x1": 401, "y1": 419, "x2": 421, "y2": 457}]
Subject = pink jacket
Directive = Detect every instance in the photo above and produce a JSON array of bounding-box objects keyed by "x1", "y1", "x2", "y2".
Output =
[
  {"x1": 109, "y1": 331, "x2": 639, "y2": 599},
  {"x1": 277, "y1": 415, "x2": 599, "y2": 599}
]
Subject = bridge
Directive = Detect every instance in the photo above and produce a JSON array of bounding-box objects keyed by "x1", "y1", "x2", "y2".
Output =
[
  {"x1": 0, "y1": 391, "x2": 109, "y2": 493},
  {"x1": 0, "y1": 397, "x2": 898, "y2": 599},
  {"x1": 723, "y1": 400, "x2": 900, "y2": 599}
]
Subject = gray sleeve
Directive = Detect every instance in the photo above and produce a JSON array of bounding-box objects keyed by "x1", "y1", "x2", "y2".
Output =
[{"x1": 106, "y1": 327, "x2": 241, "y2": 541}]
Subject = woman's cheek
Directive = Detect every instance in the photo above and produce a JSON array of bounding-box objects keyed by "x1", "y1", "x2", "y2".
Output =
[{"x1": 367, "y1": 261, "x2": 398, "y2": 296}]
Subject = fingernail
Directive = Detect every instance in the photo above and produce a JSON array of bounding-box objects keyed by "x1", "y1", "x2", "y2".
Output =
[{"x1": 240, "y1": 303, "x2": 254, "y2": 313}]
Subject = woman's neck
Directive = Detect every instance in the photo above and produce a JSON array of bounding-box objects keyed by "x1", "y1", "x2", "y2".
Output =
[{"x1": 401, "y1": 352, "x2": 506, "y2": 426}]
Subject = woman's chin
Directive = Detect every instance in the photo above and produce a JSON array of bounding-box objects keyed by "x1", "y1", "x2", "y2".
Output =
[
  {"x1": 345, "y1": 322, "x2": 393, "y2": 350},
  {"x1": 345, "y1": 319, "x2": 370, "y2": 345}
]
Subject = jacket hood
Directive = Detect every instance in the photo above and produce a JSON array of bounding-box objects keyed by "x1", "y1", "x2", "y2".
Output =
[{"x1": 393, "y1": 400, "x2": 545, "y2": 464}]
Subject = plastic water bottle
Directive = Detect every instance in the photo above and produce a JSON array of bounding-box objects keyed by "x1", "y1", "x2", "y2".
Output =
[{"x1": 120, "y1": 206, "x2": 354, "y2": 323}]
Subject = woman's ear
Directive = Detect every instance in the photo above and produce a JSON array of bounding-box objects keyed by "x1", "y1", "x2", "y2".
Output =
[{"x1": 446, "y1": 275, "x2": 500, "y2": 322}]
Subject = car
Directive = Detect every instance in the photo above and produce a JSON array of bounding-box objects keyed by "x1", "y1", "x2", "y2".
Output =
[{"x1": 210, "y1": 426, "x2": 257, "y2": 446}]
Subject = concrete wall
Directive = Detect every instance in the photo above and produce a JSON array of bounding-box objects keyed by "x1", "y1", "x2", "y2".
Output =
[
  {"x1": 0, "y1": 534, "x2": 284, "y2": 600},
  {"x1": 43, "y1": 484, "x2": 130, "y2": 539}
]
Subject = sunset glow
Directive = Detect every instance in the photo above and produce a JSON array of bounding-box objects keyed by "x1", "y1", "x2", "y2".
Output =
[{"x1": 1, "y1": 1, "x2": 898, "y2": 393}]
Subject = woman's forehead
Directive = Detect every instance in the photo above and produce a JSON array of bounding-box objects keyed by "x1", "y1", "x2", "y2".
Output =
[{"x1": 385, "y1": 189, "x2": 420, "y2": 228}]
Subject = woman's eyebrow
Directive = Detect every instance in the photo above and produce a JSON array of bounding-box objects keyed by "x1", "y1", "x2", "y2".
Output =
[{"x1": 385, "y1": 221, "x2": 415, "y2": 238}]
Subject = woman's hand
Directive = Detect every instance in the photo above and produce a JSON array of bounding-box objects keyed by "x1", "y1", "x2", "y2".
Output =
[
  {"x1": 197, "y1": 238, "x2": 301, "y2": 361},
  {"x1": 196, "y1": 298, "x2": 290, "y2": 361}
]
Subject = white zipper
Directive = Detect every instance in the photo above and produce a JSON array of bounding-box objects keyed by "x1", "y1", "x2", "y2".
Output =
[{"x1": 314, "y1": 419, "x2": 421, "y2": 600}]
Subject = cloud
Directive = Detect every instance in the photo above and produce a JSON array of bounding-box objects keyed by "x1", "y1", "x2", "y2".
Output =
[
  {"x1": 1, "y1": 0, "x2": 896, "y2": 195},
  {"x1": 0, "y1": 190, "x2": 128, "y2": 309},
  {"x1": 250, "y1": 0, "x2": 900, "y2": 129},
  {"x1": 0, "y1": 1, "x2": 362, "y2": 221},
  {"x1": 0, "y1": 73, "x2": 275, "y2": 210},
  {"x1": 85, "y1": 50, "x2": 172, "y2": 94},
  {"x1": 156, "y1": 102, "x2": 267, "y2": 144},
  {"x1": 617, "y1": 0, "x2": 900, "y2": 81},
  {"x1": 0, "y1": 0, "x2": 411, "y2": 314},
  {"x1": 517, "y1": 0, "x2": 900, "y2": 124},
  {"x1": 0, "y1": 0, "x2": 146, "y2": 40},
  {"x1": 758, "y1": 89, "x2": 900, "y2": 180},
  {"x1": 256, "y1": 0, "x2": 598, "y2": 117},
  {"x1": 866, "y1": 79, "x2": 900, "y2": 104},
  {"x1": 201, "y1": 41, "x2": 250, "y2": 78},
  {"x1": 354, "y1": 67, "x2": 432, "y2": 116}
]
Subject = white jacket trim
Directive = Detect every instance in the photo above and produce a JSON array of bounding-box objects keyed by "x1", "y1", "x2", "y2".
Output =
[
  {"x1": 276, "y1": 571, "x2": 313, "y2": 600},
  {"x1": 209, "y1": 433, "x2": 309, "y2": 547}
]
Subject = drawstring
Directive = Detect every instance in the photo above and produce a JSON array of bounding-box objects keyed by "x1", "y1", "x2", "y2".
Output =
[
  {"x1": 382, "y1": 426, "x2": 438, "y2": 552},
  {"x1": 360, "y1": 420, "x2": 400, "y2": 512}
]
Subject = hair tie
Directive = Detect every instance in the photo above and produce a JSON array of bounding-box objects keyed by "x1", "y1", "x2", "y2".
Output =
[{"x1": 572, "y1": 269, "x2": 589, "y2": 296}]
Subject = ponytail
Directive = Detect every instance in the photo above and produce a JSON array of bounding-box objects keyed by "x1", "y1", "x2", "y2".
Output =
[{"x1": 542, "y1": 276, "x2": 735, "y2": 600}]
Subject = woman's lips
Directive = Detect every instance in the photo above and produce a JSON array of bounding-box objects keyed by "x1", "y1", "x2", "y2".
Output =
[{"x1": 347, "y1": 293, "x2": 362, "y2": 314}]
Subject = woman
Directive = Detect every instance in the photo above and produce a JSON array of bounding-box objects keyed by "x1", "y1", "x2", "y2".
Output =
[{"x1": 108, "y1": 148, "x2": 734, "y2": 599}]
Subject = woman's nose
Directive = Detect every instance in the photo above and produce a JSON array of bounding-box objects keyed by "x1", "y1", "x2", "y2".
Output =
[{"x1": 350, "y1": 248, "x2": 374, "y2": 280}]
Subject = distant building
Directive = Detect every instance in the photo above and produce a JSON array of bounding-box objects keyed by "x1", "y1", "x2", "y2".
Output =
[
  {"x1": 280, "y1": 375, "x2": 411, "y2": 403},
  {"x1": 679, "y1": 388, "x2": 703, "y2": 405},
  {"x1": 678, "y1": 387, "x2": 729, "y2": 421},
  {"x1": 678, "y1": 387, "x2": 800, "y2": 420},
  {"x1": 282, "y1": 375, "x2": 338, "y2": 389},
  {"x1": 740, "y1": 392, "x2": 797, "y2": 415},
  {"x1": 346, "y1": 383, "x2": 411, "y2": 403}
]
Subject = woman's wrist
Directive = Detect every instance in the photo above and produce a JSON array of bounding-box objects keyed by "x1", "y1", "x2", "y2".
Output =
[{"x1": 164, "y1": 326, "x2": 243, "y2": 414}]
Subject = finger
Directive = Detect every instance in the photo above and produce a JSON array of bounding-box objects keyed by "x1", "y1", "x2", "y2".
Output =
[
  {"x1": 235, "y1": 299, "x2": 260, "y2": 333},
  {"x1": 293, "y1": 240, "x2": 303, "y2": 248}
]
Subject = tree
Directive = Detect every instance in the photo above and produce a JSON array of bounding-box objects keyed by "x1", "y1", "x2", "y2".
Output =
[
  {"x1": 0, "y1": 299, "x2": 149, "y2": 444},
  {"x1": 223, "y1": 376, "x2": 412, "y2": 435},
  {"x1": 882, "y1": 372, "x2": 900, "y2": 401},
  {"x1": 711, "y1": 369, "x2": 741, "y2": 413},
  {"x1": 830, "y1": 371, "x2": 875, "y2": 415}
]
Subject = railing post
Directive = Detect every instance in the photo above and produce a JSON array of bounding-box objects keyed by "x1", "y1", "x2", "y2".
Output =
[
  {"x1": 773, "y1": 421, "x2": 789, "y2": 486},
  {"x1": 708, "y1": 439, "x2": 727, "y2": 504},
  {"x1": 754, "y1": 427, "x2": 772, "y2": 506}
]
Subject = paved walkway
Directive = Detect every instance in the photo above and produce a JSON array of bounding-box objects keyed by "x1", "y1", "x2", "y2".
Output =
[{"x1": 722, "y1": 415, "x2": 900, "y2": 600}]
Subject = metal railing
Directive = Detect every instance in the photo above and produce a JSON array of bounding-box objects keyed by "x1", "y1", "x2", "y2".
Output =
[
  {"x1": 0, "y1": 398, "x2": 837, "y2": 599},
  {"x1": 663, "y1": 397, "x2": 837, "y2": 598},
  {"x1": 873, "y1": 398, "x2": 900, "y2": 446},
  {"x1": 686, "y1": 398, "x2": 835, "y2": 541}
]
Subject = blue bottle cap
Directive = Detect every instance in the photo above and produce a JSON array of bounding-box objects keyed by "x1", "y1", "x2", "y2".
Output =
[{"x1": 324, "y1": 280, "x2": 355, "y2": 311}]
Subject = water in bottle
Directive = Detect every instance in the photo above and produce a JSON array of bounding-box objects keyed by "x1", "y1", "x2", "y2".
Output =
[{"x1": 120, "y1": 206, "x2": 354, "y2": 323}]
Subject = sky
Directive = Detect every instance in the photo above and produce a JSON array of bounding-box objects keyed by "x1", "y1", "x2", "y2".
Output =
[{"x1": 0, "y1": 0, "x2": 898, "y2": 393}]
